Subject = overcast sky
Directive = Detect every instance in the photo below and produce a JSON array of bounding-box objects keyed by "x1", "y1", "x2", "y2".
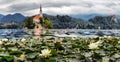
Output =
[{"x1": 0, "y1": 0, "x2": 120, "y2": 16}]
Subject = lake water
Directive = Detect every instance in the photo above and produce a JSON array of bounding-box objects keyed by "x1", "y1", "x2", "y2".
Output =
[
  {"x1": 51, "y1": 29, "x2": 120, "y2": 37},
  {"x1": 0, "y1": 29, "x2": 32, "y2": 39},
  {"x1": 0, "y1": 29, "x2": 120, "y2": 39}
]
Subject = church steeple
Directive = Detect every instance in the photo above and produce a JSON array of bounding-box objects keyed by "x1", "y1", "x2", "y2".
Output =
[{"x1": 40, "y1": 4, "x2": 42, "y2": 17}]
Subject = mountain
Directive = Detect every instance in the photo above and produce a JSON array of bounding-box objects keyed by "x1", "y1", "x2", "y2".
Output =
[
  {"x1": 71, "y1": 14, "x2": 108, "y2": 20},
  {"x1": 0, "y1": 13, "x2": 26, "y2": 23},
  {"x1": 43, "y1": 14, "x2": 120, "y2": 29},
  {"x1": 89, "y1": 15, "x2": 120, "y2": 29},
  {"x1": 71, "y1": 14, "x2": 120, "y2": 20},
  {"x1": 43, "y1": 14, "x2": 92, "y2": 29},
  {"x1": 1, "y1": 13, "x2": 120, "y2": 29},
  {"x1": 0, "y1": 14, "x2": 4, "y2": 20},
  {"x1": 116, "y1": 15, "x2": 120, "y2": 19},
  {"x1": 24, "y1": 14, "x2": 92, "y2": 29},
  {"x1": 24, "y1": 14, "x2": 120, "y2": 29}
]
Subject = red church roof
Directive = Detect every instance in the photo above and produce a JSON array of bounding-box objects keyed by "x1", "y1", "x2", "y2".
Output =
[{"x1": 34, "y1": 14, "x2": 40, "y2": 19}]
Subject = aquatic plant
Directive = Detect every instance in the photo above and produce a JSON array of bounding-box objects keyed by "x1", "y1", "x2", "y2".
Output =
[
  {"x1": 0, "y1": 37, "x2": 119, "y2": 62},
  {"x1": 39, "y1": 49, "x2": 51, "y2": 58}
]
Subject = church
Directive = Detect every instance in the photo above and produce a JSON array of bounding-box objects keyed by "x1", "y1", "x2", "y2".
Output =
[{"x1": 33, "y1": 5, "x2": 43, "y2": 36}]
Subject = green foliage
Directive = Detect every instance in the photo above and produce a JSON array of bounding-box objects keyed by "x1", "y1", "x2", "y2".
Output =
[
  {"x1": 3, "y1": 56, "x2": 13, "y2": 62},
  {"x1": 45, "y1": 59, "x2": 56, "y2": 62},
  {"x1": 24, "y1": 49, "x2": 34, "y2": 53},
  {"x1": 9, "y1": 50, "x2": 22, "y2": 56},
  {"x1": 23, "y1": 16, "x2": 53, "y2": 29},
  {"x1": 89, "y1": 16, "x2": 120, "y2": 29},
  {"x1": 2, "y1": 37, "x2": 120, "y2": 61},
  {"x1": 54, "y1": 42, "x2": 64, "y2": 50},
  {"x1": 23, "y1": 14, "x2": 120, "y2": 29},
  {"x1": 23, "y1": 16, "x2": 35, "y2": 29},
  {"x1": 40, "y1": 58, "x2": 56, "y2": 62},
  {"x1": 0, "y1": 56, "x2": 14, "y2": 62},
  {"x1": 43, "y1": 14, "x2": 120, "y2": 29},
  {"x1": 42, "y1": 17, "x2": 53, "y2": 29},
  {"x1": 50, "y1": 49, "x2": 58, "y2": 57},
  {"x1": 26, "y1": 53, "x2": 37, "y2": 60},
  {"x1": 79, "y1": 55, "x2": 86, "y2": 60},
  {"x1": 92, "y1": 52, "x2": 102, "y2": 60},
  {"x1": 104, "y1": 45, "x2": 116, "y2": 51}
]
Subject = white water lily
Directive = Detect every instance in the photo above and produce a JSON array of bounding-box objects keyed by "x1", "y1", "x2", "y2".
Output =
[
  {"x1": 113, "y1": 54, "x2": 120, "y2": 58},
  {"x1": 102, "y1": 57, "x2": 109, "y2": 62},
  {"x1": 88, "y1": 41, "x2": 103, "y2": 49},
  {"x1": 88, "y1": 42, "x2": 99, "y2": 49},
  {"x1": 21, "y1": 38, "x2": 26, "y2": 42},
  {"x1": 84, "y1": 52, "x2": 92, "y2": 57},
  {"x1": 39, "y1": 49, "x2": 51, "y2": 58},
  {"x1": 2, "y1": 38, "x2": 8, "y2": 41}
]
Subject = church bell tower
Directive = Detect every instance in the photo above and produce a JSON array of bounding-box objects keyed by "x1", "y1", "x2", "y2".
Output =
[
  {"x1": 33, "y1": 4, "x2": 43, "y2": 36},
  {"x1": 40, "y1": 4, "x2": 43, "y2": 17}
]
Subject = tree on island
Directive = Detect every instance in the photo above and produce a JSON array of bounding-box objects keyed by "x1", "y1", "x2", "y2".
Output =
[{"x1": 23, "y1": 16, "x2": 53, "y2": 29}]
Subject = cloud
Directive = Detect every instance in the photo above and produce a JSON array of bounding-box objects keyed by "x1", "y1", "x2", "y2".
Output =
[
  {"x1": 0, "y1": 0, "x2": 120, "y2": 16},
  {"x1": 8, "y1": 3, "x2": 38, "y2": 12},
  {"x1": 0, "y1": 0, "x2": 17, "y2": 4}
]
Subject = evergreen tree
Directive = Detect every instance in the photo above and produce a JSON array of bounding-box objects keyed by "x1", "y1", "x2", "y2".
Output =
[
  {"x1": 42, "y1": 17, "x2": 53, "y2": 29},
  {"x1": 23, "y1": 16, "x2": 35, "y2": 29}
]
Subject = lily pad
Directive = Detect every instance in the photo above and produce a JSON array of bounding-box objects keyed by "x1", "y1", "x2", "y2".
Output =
[
  {"x1": 9, "y1": 50, "x2": 22, "y2": 56},
  {"x1": 26, "y1": 53, "x2": 37, "y2": 59},
  {"x1": 0, "y1": 56, "x2": 14, "y2": 62}
]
